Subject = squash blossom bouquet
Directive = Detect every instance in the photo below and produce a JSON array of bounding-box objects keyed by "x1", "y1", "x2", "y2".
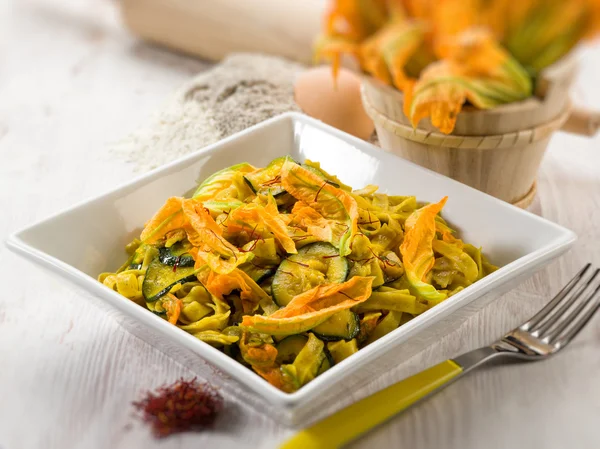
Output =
[{"x1": 315, "y1": 0, "x2": 600, "y2": 134}]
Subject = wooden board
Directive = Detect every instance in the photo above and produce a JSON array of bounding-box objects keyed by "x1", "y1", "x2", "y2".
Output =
[{"x1": 120, "y1": 0, "x2": 325, "y2": 64}]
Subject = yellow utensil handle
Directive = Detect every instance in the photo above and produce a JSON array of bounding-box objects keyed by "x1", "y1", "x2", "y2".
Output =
[{"x1": 280, "y1": 360, "x2": 463, "y2": 449}]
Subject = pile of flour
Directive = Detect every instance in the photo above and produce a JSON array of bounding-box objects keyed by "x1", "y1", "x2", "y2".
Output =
[{"x1": 113, "y1": 53, "x2": 304, "y2": 172}]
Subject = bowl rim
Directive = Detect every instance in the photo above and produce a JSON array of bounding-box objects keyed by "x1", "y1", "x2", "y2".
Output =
[{"x1": 4, "y1": 112, "x2": 578, "y2": 408}]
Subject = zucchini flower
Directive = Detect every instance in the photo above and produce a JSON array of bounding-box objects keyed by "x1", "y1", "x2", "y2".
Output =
[
  {"x1": 405, "y1": 28, "x2": 532, "y2": 134},
  {"x1": 504, "y1": 0, "x2": 600, "y2": 71},
  {"x1": 314, "y1": 0, "x2": 389, "y2": 75},
  {"x1": 359, "y1": 20, "x2": 433, "y2": 91}
]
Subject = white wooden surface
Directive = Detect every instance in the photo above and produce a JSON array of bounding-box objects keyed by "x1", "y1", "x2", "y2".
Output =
[{"x1": 1, "y1": 1, "x2": 599, "y2": 449}]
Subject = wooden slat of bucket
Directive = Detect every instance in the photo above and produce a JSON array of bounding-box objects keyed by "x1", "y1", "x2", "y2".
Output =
[
  {"x1": 362, "y1": 90, "x2": 571, "y2": 205},
  {"x1": 363, "y1": 95, "x2": 570, "y2": 150}
]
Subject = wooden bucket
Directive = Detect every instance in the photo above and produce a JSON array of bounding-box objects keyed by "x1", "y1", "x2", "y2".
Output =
[{"x1": 361, "y1": 56, "x2": 576, "y2": 207}]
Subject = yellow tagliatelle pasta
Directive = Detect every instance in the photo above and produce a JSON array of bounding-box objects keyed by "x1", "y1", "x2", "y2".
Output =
[{"x1": 99, "y1": 158, "x2": 497, "y2": 392}]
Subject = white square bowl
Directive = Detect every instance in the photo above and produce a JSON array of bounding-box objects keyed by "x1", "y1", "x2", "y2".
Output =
[{"x1": 6, "y1": 112, "x2": 576, "y2": 426}]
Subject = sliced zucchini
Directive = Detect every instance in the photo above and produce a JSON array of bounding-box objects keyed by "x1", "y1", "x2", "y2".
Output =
[
  {"x1": 276, "y1": 335, "x2": 309, "y2": 364},
  {"x1": 327, "y1": 339, "x2": 359, "y2": 364},
  {"x1": 317, "y1": 346, "x2": 335, "y2": 375},
  {"x1": 127, "y1": 246, "x2": 146, "y2": 270},
  {"x1": 243, "y1": 156, "x2": 295, "y2": 196},
  {"x1": 124, "y1": 245, "x2": 158, "y2": 272},
  {"x1": 158, "y1": 243, "x2": 195, "y2": 267},
  {"x1": 356, "y1": 312, "x2": 382, "y2": 344},
  {"x1": 312, "y1": 309, "x2": 360, "y2": 341},
  {"x1": 259, "y1": 275, "x2": 274, "y2": 297},
  {"x1": 142, "y1": 258, "x2": 198, "y2": 302},
  {"x1": 272, "y1": 242, "x2": 349, "y2": 307}
]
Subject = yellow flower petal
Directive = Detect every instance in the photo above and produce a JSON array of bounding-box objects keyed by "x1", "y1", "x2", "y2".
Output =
[{"x1": 241, "y1": 276, "x2": 374, "y2": 335}]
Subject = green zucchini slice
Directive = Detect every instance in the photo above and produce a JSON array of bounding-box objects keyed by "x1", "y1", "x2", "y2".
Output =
[
  {"x1": 317, "y1": 346, "x2": 335, "y2": 375},
  {"x1": 259, "y1": 275, "x2": 274, "y2": 297},
  {"x1": 158, "y1": 243, "x2": 195, "y2": 267},
  {"x1": 356, "y1": 312, "x2": 382, "y2": 344},
  {"x1": 127, "y1": 245, "x2": 146, "y2": 270},
  {"x1": 276, "y1": 335, "x2": 309, "y2": 365},
  {"x1": 312, "y1": 309, "x2": 360, "y2": 341},
  {"x1": 142, "y1": 258, "x2": 198, "y2": 302},
  {"x1": 271, "y1": 242, "x2": 349, "y2": 307}
]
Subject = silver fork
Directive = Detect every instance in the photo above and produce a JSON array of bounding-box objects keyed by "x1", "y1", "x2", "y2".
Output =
[
  {"x1": 456, "y1": 263, "x2": 600, "y2": 370},
  {"x1": 282, "y1": 264, "x2": 600, "y2": 449}
]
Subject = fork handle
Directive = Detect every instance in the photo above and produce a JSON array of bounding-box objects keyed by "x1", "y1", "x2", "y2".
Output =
[{"x1": 280, "y1": 360, "x2": 463, "y2": 449}]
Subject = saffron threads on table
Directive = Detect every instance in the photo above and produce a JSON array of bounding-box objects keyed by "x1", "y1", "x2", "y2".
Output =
[{"x1": 133, "y1": 377, "x2": 223, "y2": 438}]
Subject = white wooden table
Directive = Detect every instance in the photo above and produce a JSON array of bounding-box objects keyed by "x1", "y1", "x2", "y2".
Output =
[{"x1": 1, "y1": 1, "x2": 599, "y2": 448}]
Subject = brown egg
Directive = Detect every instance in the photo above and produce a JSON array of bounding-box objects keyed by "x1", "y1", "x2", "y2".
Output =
[{"x1": 294, "y1": 66, "x2": 375, "y2": 140}]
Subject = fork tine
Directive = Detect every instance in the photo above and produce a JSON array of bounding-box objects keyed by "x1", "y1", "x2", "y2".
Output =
[
  {"x1": 522, "y1": 263, "x2": 592, "y2": 332},
  {"x1": 543, "y1": 270, "x2": 600, "y2": 341},
  {"x1": 553, "y1": 283, "x2": 600, "y2": 349},
  {"x1": 534, "y1": 268, "x2": 600, "y2": 337}
]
